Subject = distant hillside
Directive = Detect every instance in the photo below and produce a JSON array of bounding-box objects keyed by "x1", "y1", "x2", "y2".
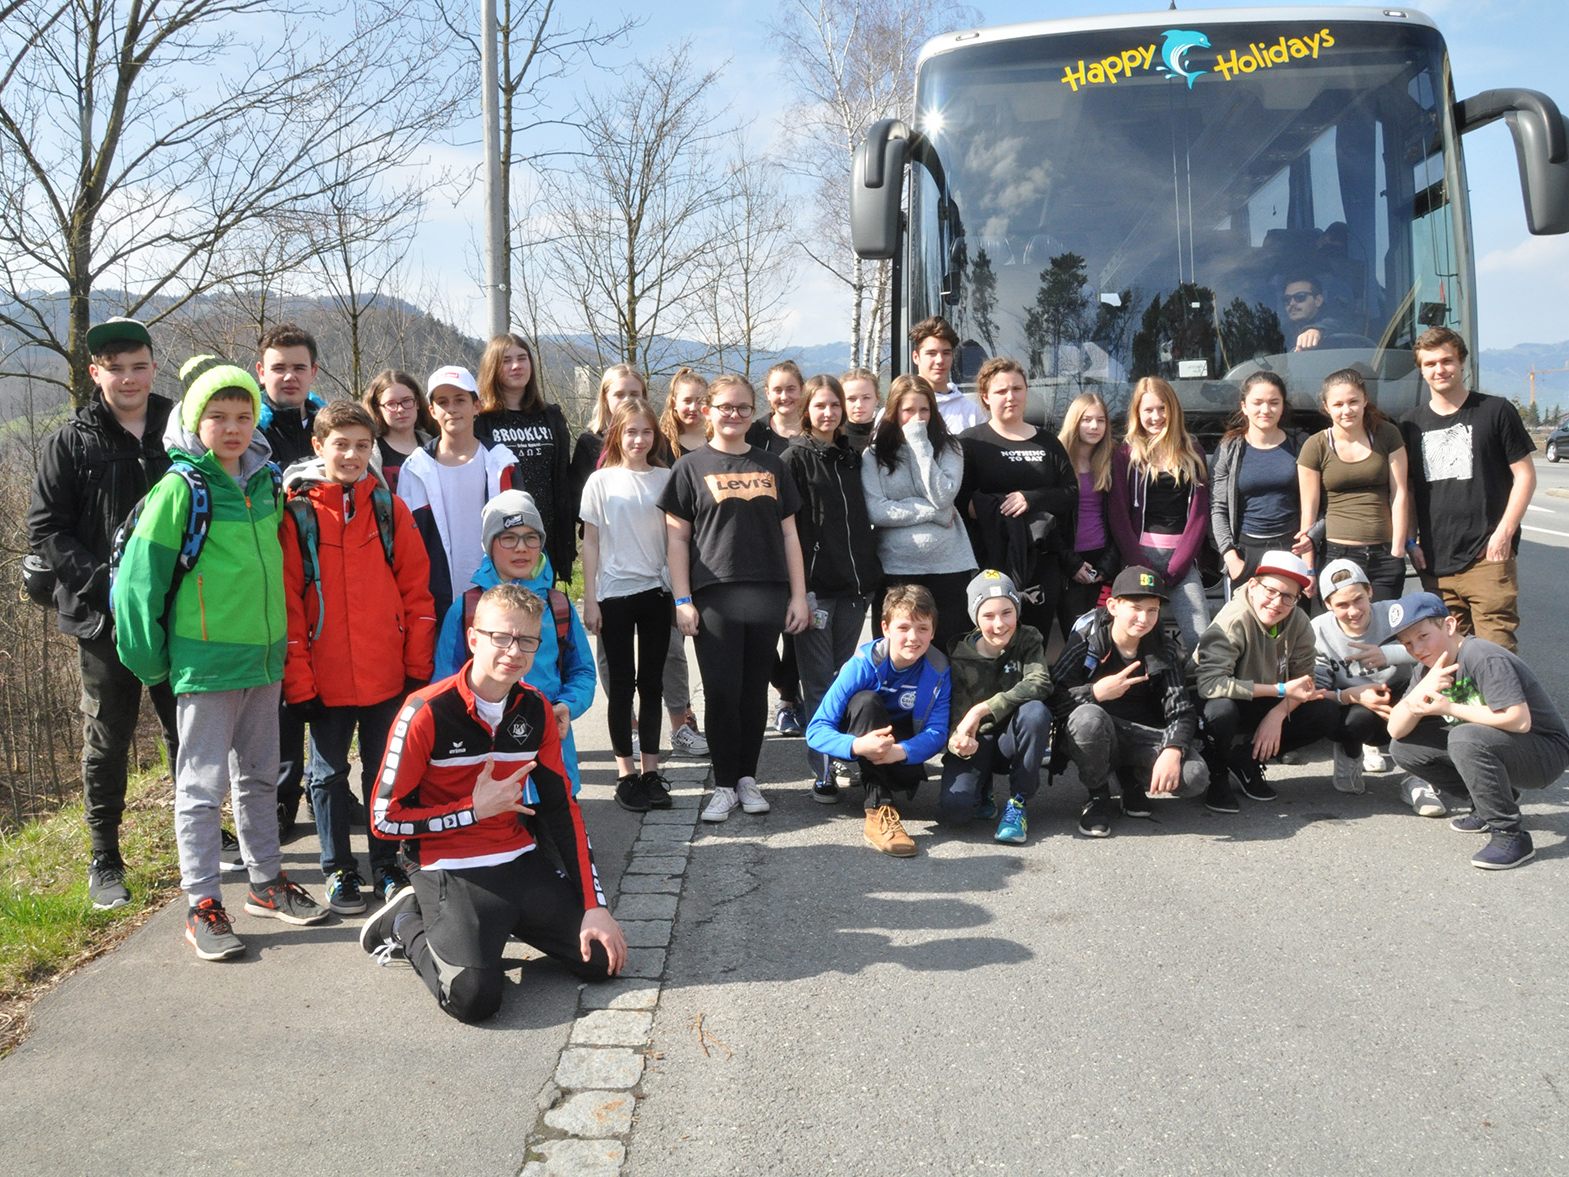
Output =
[{"x1": 1479, "y1": 340, "x2": 1569, "y2": 413}]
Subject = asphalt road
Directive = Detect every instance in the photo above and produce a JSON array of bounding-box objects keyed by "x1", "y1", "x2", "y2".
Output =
[
  {"x1": 2, "y1": 458, "x2": 1567, "y2": 1176},
  {"x1": 626, "y1": 456, "x2": 1569, "y2": 1177}
]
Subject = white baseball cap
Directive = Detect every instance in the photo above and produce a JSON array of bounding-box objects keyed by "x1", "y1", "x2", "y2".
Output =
[{"x1": 427, "y1": 365, "x2": 478, "y2": 396}]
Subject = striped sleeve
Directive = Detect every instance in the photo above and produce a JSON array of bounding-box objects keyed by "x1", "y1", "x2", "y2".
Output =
[
  {"x1": 530, "y1": 701, "x2": 605, "y2": 910},
  {"x1": 370, "y1": 693, "x2": 480, "y2": 839}
]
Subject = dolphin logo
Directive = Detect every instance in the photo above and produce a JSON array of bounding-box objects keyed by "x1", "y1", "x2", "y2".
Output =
[{"x1": 1160, "y1": 28, "x2": 1211, "y2": 89}]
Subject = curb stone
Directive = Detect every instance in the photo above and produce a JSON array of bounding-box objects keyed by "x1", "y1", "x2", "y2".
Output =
[{"x1": 522, "y1": 770, "x2": 708, "y2": 1174}]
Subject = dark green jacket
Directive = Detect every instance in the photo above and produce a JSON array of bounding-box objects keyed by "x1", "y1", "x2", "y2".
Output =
[{"x1": 947, "y1": 623, "x2": 1051, "y2": 732}]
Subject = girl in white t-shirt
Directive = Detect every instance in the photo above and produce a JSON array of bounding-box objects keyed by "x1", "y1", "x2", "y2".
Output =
[{"x1": 580, "y1": 398, "x2": 675, "y2": 813}]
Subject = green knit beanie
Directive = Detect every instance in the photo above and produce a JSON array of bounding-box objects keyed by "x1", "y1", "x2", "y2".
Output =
[{"x1": 179, "y1": 354, "x2": 262, "y2": 432}]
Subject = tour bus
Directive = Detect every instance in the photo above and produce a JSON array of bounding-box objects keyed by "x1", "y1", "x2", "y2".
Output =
[{"x1": 851, "y1": 6, "x2": 1569, "y2": 435}]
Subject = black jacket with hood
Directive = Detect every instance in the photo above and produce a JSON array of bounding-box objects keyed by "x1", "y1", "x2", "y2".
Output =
[{"x1": 782, "y1": 432, "x2": 882, "y2": 598}]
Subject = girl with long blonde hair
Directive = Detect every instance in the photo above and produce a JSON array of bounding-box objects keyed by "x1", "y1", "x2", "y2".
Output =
[
  {"x1": 1107, "y1": 377, "x2": 1212, "y2": 646},
  {"x1": 1055, "y1": 391, "x2": 1119, "y2": 636}
]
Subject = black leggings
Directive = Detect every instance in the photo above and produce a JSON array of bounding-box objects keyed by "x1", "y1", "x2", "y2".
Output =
[
  {"x1": 693, "y1": 582, "x2": 787, "y2": 789},
  {"x1": 599, "y1": 588, "x2": 673, "y2": 759},
  {"x1": 1056, "y1": 545, "x2": 1115, "y2": 641},
  {"x1": 1202, "y1": 696, "x2": 1340, "y2": 769}
]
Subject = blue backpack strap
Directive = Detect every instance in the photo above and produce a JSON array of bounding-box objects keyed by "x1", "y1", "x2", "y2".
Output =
[
  {"x1": 283, "y1": 494, "x2": 326, "y2": 640},
  {"x1": 371, "y1": 484, "x2": 397, "y2": 567}
]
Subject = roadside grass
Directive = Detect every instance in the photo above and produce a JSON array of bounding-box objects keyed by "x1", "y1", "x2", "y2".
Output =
[{"x1": 0, "y1": 766, "x2": 180, "y2": 1057}]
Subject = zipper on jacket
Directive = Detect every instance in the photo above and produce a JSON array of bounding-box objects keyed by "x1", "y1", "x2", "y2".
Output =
[
  {"x1": 834, "y1": 461, "x2": 867, "y2": 595},
  {"x1": 196, "y1": 574, "x2": 209, "y2": 640}
]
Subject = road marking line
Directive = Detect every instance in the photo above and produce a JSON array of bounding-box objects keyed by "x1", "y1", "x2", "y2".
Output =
[
  {"x1": 1528, "y1": 504, "x2": 1554, "y2": 514},
  {"x1": 1523, "y1": 524, "x2": 1569, "y2": 538}
]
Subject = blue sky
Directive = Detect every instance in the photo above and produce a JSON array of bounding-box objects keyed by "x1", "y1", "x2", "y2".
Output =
[{"x1": 421, "y1": 1, "x2": 1569, "y2": 358}]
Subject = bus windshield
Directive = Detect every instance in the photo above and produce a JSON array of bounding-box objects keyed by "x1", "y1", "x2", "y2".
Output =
[{"x1": 908, "y1": 16, "x2": 1461, "y2": 432}]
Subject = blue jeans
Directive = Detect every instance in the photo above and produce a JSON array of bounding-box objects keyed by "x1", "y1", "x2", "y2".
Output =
[
  {"x1": 938, "y1": 700, "x2": 1052, "y2": 821},
  {"x1": 308, "y1": 695, "x2": 402, "y2": 875}
]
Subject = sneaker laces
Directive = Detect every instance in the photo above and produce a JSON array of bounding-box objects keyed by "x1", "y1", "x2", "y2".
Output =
[
  {"x1": 369, "y1": 939, "x2": 405, "y2": 967},
  {"x1": 191, "y1": 902, "x2": 233, "y2": 934},
  {"x1": 93, "y1": 858, "x2": 127, "y2": 885},
  {"x1": 875, "y1": 806, "x2": 906, "y2": 837}
]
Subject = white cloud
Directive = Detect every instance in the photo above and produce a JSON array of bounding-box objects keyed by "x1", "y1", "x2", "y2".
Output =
[{"x1": 1477, "y1": 233, "x2": 1569, "y2": 348}]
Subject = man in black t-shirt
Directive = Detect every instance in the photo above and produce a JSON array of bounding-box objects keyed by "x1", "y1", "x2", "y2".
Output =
[{"x1": 1401, "y1": 327, "x2": 1536, "y2": 651}]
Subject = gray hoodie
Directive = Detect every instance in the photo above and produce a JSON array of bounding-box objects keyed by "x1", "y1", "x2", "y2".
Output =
[
  {"x1": 1310, "y1": 600, "x2": 1414, "y2": 691},
  {"x1": 860, "y1": 420, "x2": 976, "y2": 576}
]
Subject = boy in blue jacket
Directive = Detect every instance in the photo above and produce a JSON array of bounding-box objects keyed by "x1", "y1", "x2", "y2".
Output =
[
  {"x1": 806, "y1": 584, "x2": 952, "y2": 857},
  {"x1": 433, "y1": 491, "x2": 595, "y2": 796}
]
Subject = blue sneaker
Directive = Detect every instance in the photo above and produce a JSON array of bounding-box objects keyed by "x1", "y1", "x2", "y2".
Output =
[
  {"x1": 994, "y1": 798, "x2": 1027, "y2": 844},
  {"x1": 774, "y1": 705, "x2": 804, "y2": 737},
  {"x1": 1449, "y1": 812, "x2": 1488, "y2": 834},
  {"x1": 1471, "y1": 829, "x2": 1534, "y2": 870},
  {"x1": 974, "y1": 795, "x2": 998, "y2": 822}
]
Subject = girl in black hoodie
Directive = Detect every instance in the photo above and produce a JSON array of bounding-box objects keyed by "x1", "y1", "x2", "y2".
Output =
[{"x1": 782, "y1": 375, "x2": 883, "y2": 802}]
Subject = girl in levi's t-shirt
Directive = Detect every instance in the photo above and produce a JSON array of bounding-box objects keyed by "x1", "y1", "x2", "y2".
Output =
[
  {"x1": 579, "y1": 398, "x2": 675, "y2": 816},
  {"x1": 660, "y1": 374, "x2": 811, "y2": 823}
]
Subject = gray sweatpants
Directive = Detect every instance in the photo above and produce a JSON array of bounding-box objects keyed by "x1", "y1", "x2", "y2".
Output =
[
  {"x1": 175, "y1": 682, "x2": 283, "y2": 903},
  {"x1": 1063, "y1": 703, "x2": 1208, "y2": 798},
  {"x1": 1390, "y1": 717, "x2": 1569, "y2": 833}
]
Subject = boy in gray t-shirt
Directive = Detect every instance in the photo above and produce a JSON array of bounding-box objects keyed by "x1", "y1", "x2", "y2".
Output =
[{"x1": 1386, "y1": 592, "x2": 1569, "y2": 870}]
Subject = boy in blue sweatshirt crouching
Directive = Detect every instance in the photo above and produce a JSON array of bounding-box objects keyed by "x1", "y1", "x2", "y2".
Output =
[{"x1": 806, "y1": 585, "x2": 951, "y2": 857}]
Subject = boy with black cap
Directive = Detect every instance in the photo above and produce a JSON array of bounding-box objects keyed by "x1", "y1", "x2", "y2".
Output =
[
  {"x1": 27, "y1": 316, "x2": 180, "y2": 909},
  {"x1": 1386, "y1": 592, "x2": 1569, "y2": 869},
  {"x1": 1052, "y1": 565, "x2": 1208, "y2": 836},
  {"x1": 1193, "y1": 550, "x2": 1339, "y2": 810},
  {"x1": 939, "y1": 570, "x2": 1053, "y2": 845},
  {"x1": 114, "y1": 355, "x2": 327, "y2": 960}
]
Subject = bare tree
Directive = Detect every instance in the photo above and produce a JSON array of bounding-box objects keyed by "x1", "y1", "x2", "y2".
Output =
[
  {"x1": 770, "y1": 0, "x2": 976, "y2": 370},
  {"x1": 0, "y1": 0, "x2": 462, "y2": 404},
  {"x1": 540, "y1": 43, "x2": 734, "y2": 376},
  {"x1": 436, "y1": 0, "x2": 637, "y2": 325},
  {"x1": 698, "y1": 135, "x2": 797, "y2": 379}
]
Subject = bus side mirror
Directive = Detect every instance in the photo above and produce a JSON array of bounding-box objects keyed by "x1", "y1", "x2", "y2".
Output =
[
  {"x1": 1456, "y1": 88, "x2": 1569, "y2": 235},
  {"x1": 851, "y1": 118, "x2": 911, "y2": 260}
]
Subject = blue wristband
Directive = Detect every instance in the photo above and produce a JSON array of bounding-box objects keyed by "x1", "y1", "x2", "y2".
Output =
[
  {"x1": 1276, "y1": 681, "x2": 1286, "y2": 698},
  {"x1": 674, "y1": 596, "x2": 692, "y2": 606}
]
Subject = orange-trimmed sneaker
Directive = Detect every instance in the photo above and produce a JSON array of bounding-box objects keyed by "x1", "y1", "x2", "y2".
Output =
[
  {"x1": 863, "y1": 805, "x2": 916, "y2": 857},
  {"x1": 244, "y1": 874, "x2": 328, "y2": 925}
]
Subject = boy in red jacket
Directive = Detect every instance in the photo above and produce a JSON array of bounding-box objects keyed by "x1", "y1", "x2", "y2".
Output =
[
  {"x1": 360, "y1": 583, "x2": 626, "y2": 1023},
  {"x1": 281, "y1": 401, "x2": 436, "y2": 913}
]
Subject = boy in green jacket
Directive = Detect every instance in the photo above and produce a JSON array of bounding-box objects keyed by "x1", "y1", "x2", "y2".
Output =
[
  {"x1": 114, "y1": 356, "x2": 326, "y2": 962},
  {"x1": 938, "y1": 570, "x2": 1053, "y2": 845}
]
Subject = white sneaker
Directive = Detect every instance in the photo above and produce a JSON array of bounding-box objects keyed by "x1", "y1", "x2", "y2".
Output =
[
  {"x1": 701, "y1": 787, "x2": 739, "y2": 823},
  {"x1": 1331, "y1": 744, "x2": 1366, "y2": 794},
  {"x1": 669, "y1": 723, "x2": 710, "y2": 758},
  {"x1": 1362, "y1": 748, "x2": 1392, "y2": 774},
  {"x1": 736, "y1": 776, "x2": 770, "y2": 814},
  {"x1": 1400, "y1": 775, "x2": 1447, "y2": 817}
]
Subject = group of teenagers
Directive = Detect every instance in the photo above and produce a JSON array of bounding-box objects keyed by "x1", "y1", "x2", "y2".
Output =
[{"x1": 23, "y1": 309, "x2": 1566, "y2": 1024}]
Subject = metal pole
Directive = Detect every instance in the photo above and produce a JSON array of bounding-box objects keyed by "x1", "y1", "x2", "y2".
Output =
[{"x1": 481, "y1": 0, "x2": 507, "y2": 337}]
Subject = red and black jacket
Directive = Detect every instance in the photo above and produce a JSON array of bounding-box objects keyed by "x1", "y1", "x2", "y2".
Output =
[{"x1": 371, "y1": 666, "x2": 604, "y2": 909}]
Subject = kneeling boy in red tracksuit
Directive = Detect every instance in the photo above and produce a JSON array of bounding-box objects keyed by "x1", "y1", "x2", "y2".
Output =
[
  {"x1": 360, "y1": 583, "x2": 626, "y2": 1023},
  {"x1": 281, "y1": 400, "x2": 436, "y2": 913}
]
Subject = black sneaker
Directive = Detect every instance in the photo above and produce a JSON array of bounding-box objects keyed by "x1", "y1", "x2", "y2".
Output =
[
  {"x1": 1449, "y1": 812, "x2": 1489, "y2": 834},
  {"x1": 325, "y1": 869, "x2": 367, "y2": 915},
  {"x1": 373, "y1": 864, "x2": 411, "y2": 905},
  {"x1": 811, "y1": 776, "x2": 840, "y2": 804},
  {"x1": 641, "y1": 770, "x2": 674, "y2": 809},
  {"x1": 1472, "y1": 829, "x2": 1535, "y2": 870},
  {"x1": 219, "y1": 827, "x2": 246, "y2": 873},
  {"x1": 244, "y1": 874, "x2": 328, "y2": 925},
  {"x1": 1120, "y1": 786, "x2": 1153, "y2": 819},
  {"x1": 1204, "y1": 777, "x2": 1241, "y2": 814},
  {"x1": 87, "y1": 854, "x2": 130, "y2": 910},
  {"x1": 359, "y1": 884, "x2": 420, "y2": 960},
  {"x1": 185, "y1": 898, "x2": 245, "y2": 961},
  {"x1": 1230, "y1": 753, "x2": 1276, "y2": 802},
  {"x1": 615, "y1": 773, "x2": 650, "y2": 813},
  {"x1": 1078, "y1": 794, "x2": 1114, "y2": 837}
]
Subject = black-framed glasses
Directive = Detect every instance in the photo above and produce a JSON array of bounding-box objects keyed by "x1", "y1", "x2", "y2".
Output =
[
  {"x1": 495, "y1": 531, "x2": 543, "y2": 551},
  {"x1": 1283, "y1": 291, "x2": 1316, "y2": 305},
  {"x1": 711, "y1": 402, "x2": 754, "y2": 418},
  {"x1": 1254, "y1": 583, "x2": 1300, "y2": 604},
  {"x1": 379, "y1": 397, "x2": 416, "y2": 411},
  {"x1": 471, "y1": 627, "x2": 541, "y2": 652}
]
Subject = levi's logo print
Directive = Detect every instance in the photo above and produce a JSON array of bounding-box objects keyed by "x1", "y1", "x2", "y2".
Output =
[
  {"x1": 1421, "y1": 423, "x2": 1473, "y2": 483},
  {"x1": 704, "y1": 469, "x2": 778, "y2": 503}
]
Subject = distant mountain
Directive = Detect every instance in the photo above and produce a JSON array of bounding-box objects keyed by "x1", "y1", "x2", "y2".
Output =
[{"x1": 1479, "y1": 340, "x2": 1569, "y2": 413}]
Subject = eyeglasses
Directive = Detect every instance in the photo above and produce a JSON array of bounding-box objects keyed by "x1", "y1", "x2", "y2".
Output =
[
  {"x1": 471, "y1": 627, "x2": 541, "y2": 652},
  {"x1": 1253, "y1": 583, "x2": 1300, "y2": 604},
  {"x1": 710, "y1": 402, "x2": 754, "y2": 418},
  {"x1": 1283, "y1": 291, "x2": 1316, "y2": 305},
  {"x1": 495, "y1": 531, "x2": 543, "y2": 551},
  {"x1": 379, "y1": 397, "x2": 416, "y2": 412}
]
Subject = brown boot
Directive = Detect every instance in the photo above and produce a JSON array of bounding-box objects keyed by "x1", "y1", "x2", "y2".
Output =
[{"x1": 863, "y1": 805, "x2": 916, "y2": 857}]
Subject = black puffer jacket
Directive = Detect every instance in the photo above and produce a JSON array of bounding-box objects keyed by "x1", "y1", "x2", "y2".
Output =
[
  {"x1": 27, "y1": 394, "x2": 175, "y2": 639},
  {"x1": 782, "y1": 433, "x2": 882, "y2": 598}
]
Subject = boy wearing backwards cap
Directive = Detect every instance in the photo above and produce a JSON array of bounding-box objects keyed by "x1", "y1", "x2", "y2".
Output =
[
  {"x1": 1193, "y1": 550, "x2": 1340, "y2": 810},
  {"x1": 433, "y1": 490, "x2": 596, "y2": 798},
  {"x1": 397, "y1": 365, "x2": 518, "y2": 621},
  {"x1": 939, "y1": 570, "x2": 1053, "y2": 845},
  {"x1": 1053, "y1": 565, "x2": 1209, "y2": 836},
  {"x1": 114, "y1": 356, "x2": 326, "y2": 960},
  {"x1": 1310, "y1": 558, "x2": 1439, "y2": 813},
  {"x1": 1386, "y1": 592, "x2": 1569, "y2": 869},
  {"x1": 27, "y1": 316, "x2": 181, "y2": 910}
]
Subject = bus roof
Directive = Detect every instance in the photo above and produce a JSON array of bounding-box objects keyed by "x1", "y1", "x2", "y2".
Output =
[{"x1": 917, "y1": 6, "x2": 1440, "y2": 68}]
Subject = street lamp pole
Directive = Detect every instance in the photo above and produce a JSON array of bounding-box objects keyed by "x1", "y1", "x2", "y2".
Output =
[{"x1": 481, "y1": 0, "x2": 507, "y2": 337}]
